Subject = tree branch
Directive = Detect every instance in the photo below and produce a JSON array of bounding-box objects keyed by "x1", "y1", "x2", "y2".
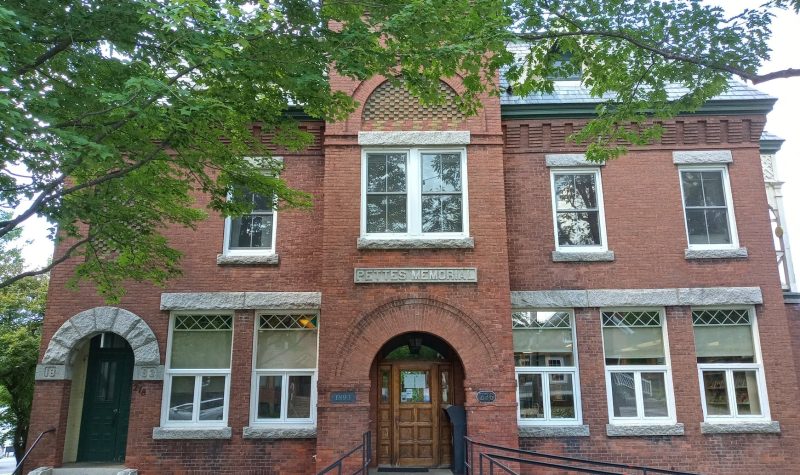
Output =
[
  {"x1": 0, "y1": 237, "x2": 90, "y2": 289},
  {"x1": 513, "y1": 29, "x2": 799, "y2": 85},
  {"x1": 15, "y1": 38, "x2": 73, "y2": 77}
]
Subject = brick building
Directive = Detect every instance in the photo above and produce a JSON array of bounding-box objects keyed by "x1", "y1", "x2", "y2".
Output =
[{"x1": 22, "y1": 56, "x2": 800, "y2": 474}]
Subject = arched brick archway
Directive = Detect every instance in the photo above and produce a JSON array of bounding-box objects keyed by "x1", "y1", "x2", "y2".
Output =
[
  {"x1": 40, "y1": 306, "x2": 161, "y2": 379},
  {"x1": 333, "y1": 297, "x2": 499, "y2": 381}
]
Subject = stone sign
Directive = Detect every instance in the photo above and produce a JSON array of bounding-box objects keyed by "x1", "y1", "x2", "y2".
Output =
[
  {"x1": 476, "y1": 391, "x2": 496, "y2": 403},
  {"x1": 330, "y1": 391, "x2": 357, "y2": 404},
  {"x1": 354, "y1": 267, "x2": 477, "y2": 284}
]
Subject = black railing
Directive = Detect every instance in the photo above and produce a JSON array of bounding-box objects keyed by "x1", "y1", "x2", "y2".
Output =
[
  {"x1": 465, "y1": 437, "x2": 699, "y2": 475},
  {"x1": 13, "y1": 428, "x2": 56, "y2": 475},
  {"x1": 317, "y1": 431, "x2": 371, "y2": 475}
]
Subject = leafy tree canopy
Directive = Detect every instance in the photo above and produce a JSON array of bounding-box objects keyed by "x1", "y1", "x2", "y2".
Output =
[
  {"x1": 0, "y1": 211, "x2": 47, "y2": 463},
  {"x1": 0, "y1": 0, "x2": 797, "y2": 300}
]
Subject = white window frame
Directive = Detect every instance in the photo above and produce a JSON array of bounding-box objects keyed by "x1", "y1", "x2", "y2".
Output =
[
  {"x1": 514, "y1": 309, "x2": 583, "y2": 426},
  {"x1": 601, "y1": 308, "x2": 677, "y2": 426},
  {"x1": 677, "y1": 165, "x2": 739, "y2": 250},
  {"x1": 161, "y1": 312, "x2": 234, "y2": 427},
  {"x1": 360, "y1": 147, "x2": 469, "y2": 240},
  {"x1": 222, "y1": 157, "x2": 281, "y2": 257},
  {"x1": 549, "y1": 168, "x2": 608, "y2": 253},
  {"x1": 693, "y1": 306, "x2": 772, "y2": 424},
  {"x1": 249, "y1": 311, "x2": 319, "y2": 427}
]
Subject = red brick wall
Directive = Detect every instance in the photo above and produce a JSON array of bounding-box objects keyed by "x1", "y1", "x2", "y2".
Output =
[
  {"x1": 505, "y1": 117, "x2": 800, "y2": 474},
  {"x1": 24, "y1": 83, "x2": 800, "y2": 475},
  {"x1": 25, "y1": 138, "x2": 326, "y2": 474},
  {"x1": 788, "y1": 303, "x2": 800, "y2": 388}
]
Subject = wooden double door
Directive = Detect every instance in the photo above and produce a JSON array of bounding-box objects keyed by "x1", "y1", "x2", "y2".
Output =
[{"x1": 377, "y1": 362, "x2": 454, "y2": 468}]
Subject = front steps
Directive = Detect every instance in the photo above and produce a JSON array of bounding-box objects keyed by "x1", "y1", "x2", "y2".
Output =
[{"x1": 29, "y1": 464, "x2": 136, "y2": 475}]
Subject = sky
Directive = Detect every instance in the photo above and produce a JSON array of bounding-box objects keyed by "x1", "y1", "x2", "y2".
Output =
[{"x1": 10, "y1": 2, "x2": 800, "y2": 291}]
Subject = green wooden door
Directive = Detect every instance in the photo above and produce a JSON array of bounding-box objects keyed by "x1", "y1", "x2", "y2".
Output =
[{"x1": 77, "y1": 334, "x2": 134, "y2": 463}]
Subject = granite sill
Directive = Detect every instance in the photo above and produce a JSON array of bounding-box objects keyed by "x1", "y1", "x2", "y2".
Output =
[
  {"x1": 357, "y1": 237, "x2": 474, "y2": 250},
  {"x1": 217, "y1": 253, "x2": 279, "y2": 265},
  {"x1": 606, "y1": 423, "x2": 684, "y2": 437},
  {"x1": 152, "y1": 426, "x2": 232, "y2": 440},
  {"x1": 700, "y1": 421, "x2": 780, "y2": 434},
  {"x1": 519, "y1": 425, "x2": 590, "y2": 437},
  {"x1": 243, "y1": 426, "x2": 317, "y2": 439},
  {"x1": 685, "y1": 248, "x2": 748, "y2": 260},
  {"x1": 552, "y1": 250, "x2": 615, "y2": 262}
]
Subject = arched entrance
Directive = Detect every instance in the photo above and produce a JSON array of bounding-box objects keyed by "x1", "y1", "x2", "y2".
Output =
[
  {"x1": 372, "y1": 332, "x2": 465, "y2": 469},
  {"x1": 35, "y1": 306, "x2": 161, "y2": 465}
]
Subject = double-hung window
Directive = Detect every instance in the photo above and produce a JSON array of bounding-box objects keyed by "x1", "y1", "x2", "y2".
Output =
[
  {"x1": 223, "y1": 187, "x2": 276, "y2": 256},
  {"x1": 550, "y1": 169, "x2": 607, "y2": 251},
  {"x1": 693, "y1": 308, "x2": 770, "y2": 422},
  {"x1": 678, "y1": 166, "x2": 738, "y2": 249},
  {"x1": 602, "y1": 310, "x2": 676, "y2": 424},
  {"x1": 513, "y1": 310, "x2": 581, "y2": 424},
  {"x1": 251, "y1": 313, "x2": 318, "y2": 425},
  {"x1": 362, "y1": 148, "x2": 468, "y2": 238},
  {"x1": 163, "y1": 313, "x2": 233, "y2": 426}
]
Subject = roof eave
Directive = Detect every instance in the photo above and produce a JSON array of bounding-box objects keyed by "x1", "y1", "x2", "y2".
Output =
[{"x1": 500, "y1": 97, "x2": 777, "y2": 119}]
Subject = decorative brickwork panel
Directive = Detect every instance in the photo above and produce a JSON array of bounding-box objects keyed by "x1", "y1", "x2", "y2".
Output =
[{"x1": 362, "y1": 80, "x2": 464, "y2": 122}]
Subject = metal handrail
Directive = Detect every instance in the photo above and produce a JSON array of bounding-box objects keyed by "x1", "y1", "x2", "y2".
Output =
[
  {"x1": 317, "y1": 431, "x2": 371, "y2": 475},
  {"x1": 466, "y1": 437, "x2": 699, "y2": 475},
  {"x1": 13, "y1": 428, "x2": 56, "y2": 475}
]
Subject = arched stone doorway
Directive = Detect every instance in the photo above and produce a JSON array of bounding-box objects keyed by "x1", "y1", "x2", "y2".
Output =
[
  {"x1": 34, "y1": 307, "x2": 161, "y2": 465},
  {"x1": 371, "y1": 332, "x2": 466, "y2": 470}
]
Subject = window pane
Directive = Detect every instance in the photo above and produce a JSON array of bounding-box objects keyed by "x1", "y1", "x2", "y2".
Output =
[
  {"x1": 171, "y1": 330, "x2": 232, "y2": 369},
  {"x1": 610, "y1": 372, "x2": 638, "y2": 418},
  {"x1": 400, "y1": 371, "x2": 430, "y2": 403},
  {"x1": 555, "y1": 173, "x2": 596, "y2": 210},
  {"x1": 368, "y1": 154, "x2": 406, "y2": 193},
  {"x1": 367, "y1": 155, "x2": 387, "y2": 192},
  {"x1": 701, "y1": 171, "x2": 726, "y2": 207},
  {"x1": 257, "y1": 375, "x2": 283, "y2": 419},
  {"x1": 557, "y1": 211, "x2": 601, "y2": 246},
  {"x1": 287, "y1": 375, "x2": 312, "y2": 419},
  {"x1": 702, "y1": 371, "x2": 730, "y2": 416},
  {"x1": 251, "y1": 192, "x2": 272, "y2": 212},
  {"x1": 548, "y1": 373, "x2": 576, "y2": 419},
  {"x1": 380, "y1": 368, "x2": 390, "y2": 404},
  {"x1": 685, "y1": 209, "x2": 709, "y2": 245},
  {"x1": 641, "y1": 372, "x2": 669, "y2": 417},
  {"x1": 733, "y1": 371, "x2": 762, "y2": 416},
  {"x1": 199, "y1": 376, "x2": 225, "y2": 421},
  {"x1": 693, "y1": 325, "x2": 755, "y2": 363},
  {"x1": 386, "y1": 155, "x2": 407, "y2": 192},
  {"x1": 422, "y1": 153, "x2": 461, "y2": 192},
  {"x1": 257, "y1": 329, "x2": 318, "y2": 369},
  {"x1": 603, "y1": 327, "x2": 665, "y2": 365},
  {"x1": 168, "y1": 376, "x2": 195, "y2": 421},
  {"x1": 513, "y1": 328, "x2": 574, "y2": 367},
  {"x1": 518, "y1": 373, "x2": 544, "y2": 419},
  {"x1": 422, "y1": 195, "x2": 463, "y2": 233},
  {"x1": 229, "y1": 214, "x2": 273, "y2": 249},
  {"x1": 681, "y1": 172, "x2": 704, "y2": 207},
  {"x1": 366, "y1": 195, "x2": 407, "y2": 233},
  {"x1": 705, "y1": 209, "x2": 731, "y2": 244}
]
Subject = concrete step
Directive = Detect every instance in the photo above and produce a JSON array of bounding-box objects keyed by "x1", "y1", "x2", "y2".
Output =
[{"x1": 29, "y1": 465, "x2": 136, "y2": 475}]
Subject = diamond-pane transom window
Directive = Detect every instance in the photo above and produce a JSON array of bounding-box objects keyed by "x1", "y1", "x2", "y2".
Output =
[
  {"x1": 692, "y1": 309, "x2": 750, "y2": 326},
  {"x1": 260, "y1": 314, "x2": 318, "y2": 330},
  {"x1": 602, "y1": 311, "x2": 661, "y2": 327},
  {"x1": 174, "y1": 314, "x2": 232, "y2": 331},
  {"x1": 513, "y1": 311, "x2": 571, "y2": 329}
]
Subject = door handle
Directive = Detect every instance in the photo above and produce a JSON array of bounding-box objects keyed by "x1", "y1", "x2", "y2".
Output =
[{"x1": 112, "y1": 408, "x2": 119, "y2": 425}]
